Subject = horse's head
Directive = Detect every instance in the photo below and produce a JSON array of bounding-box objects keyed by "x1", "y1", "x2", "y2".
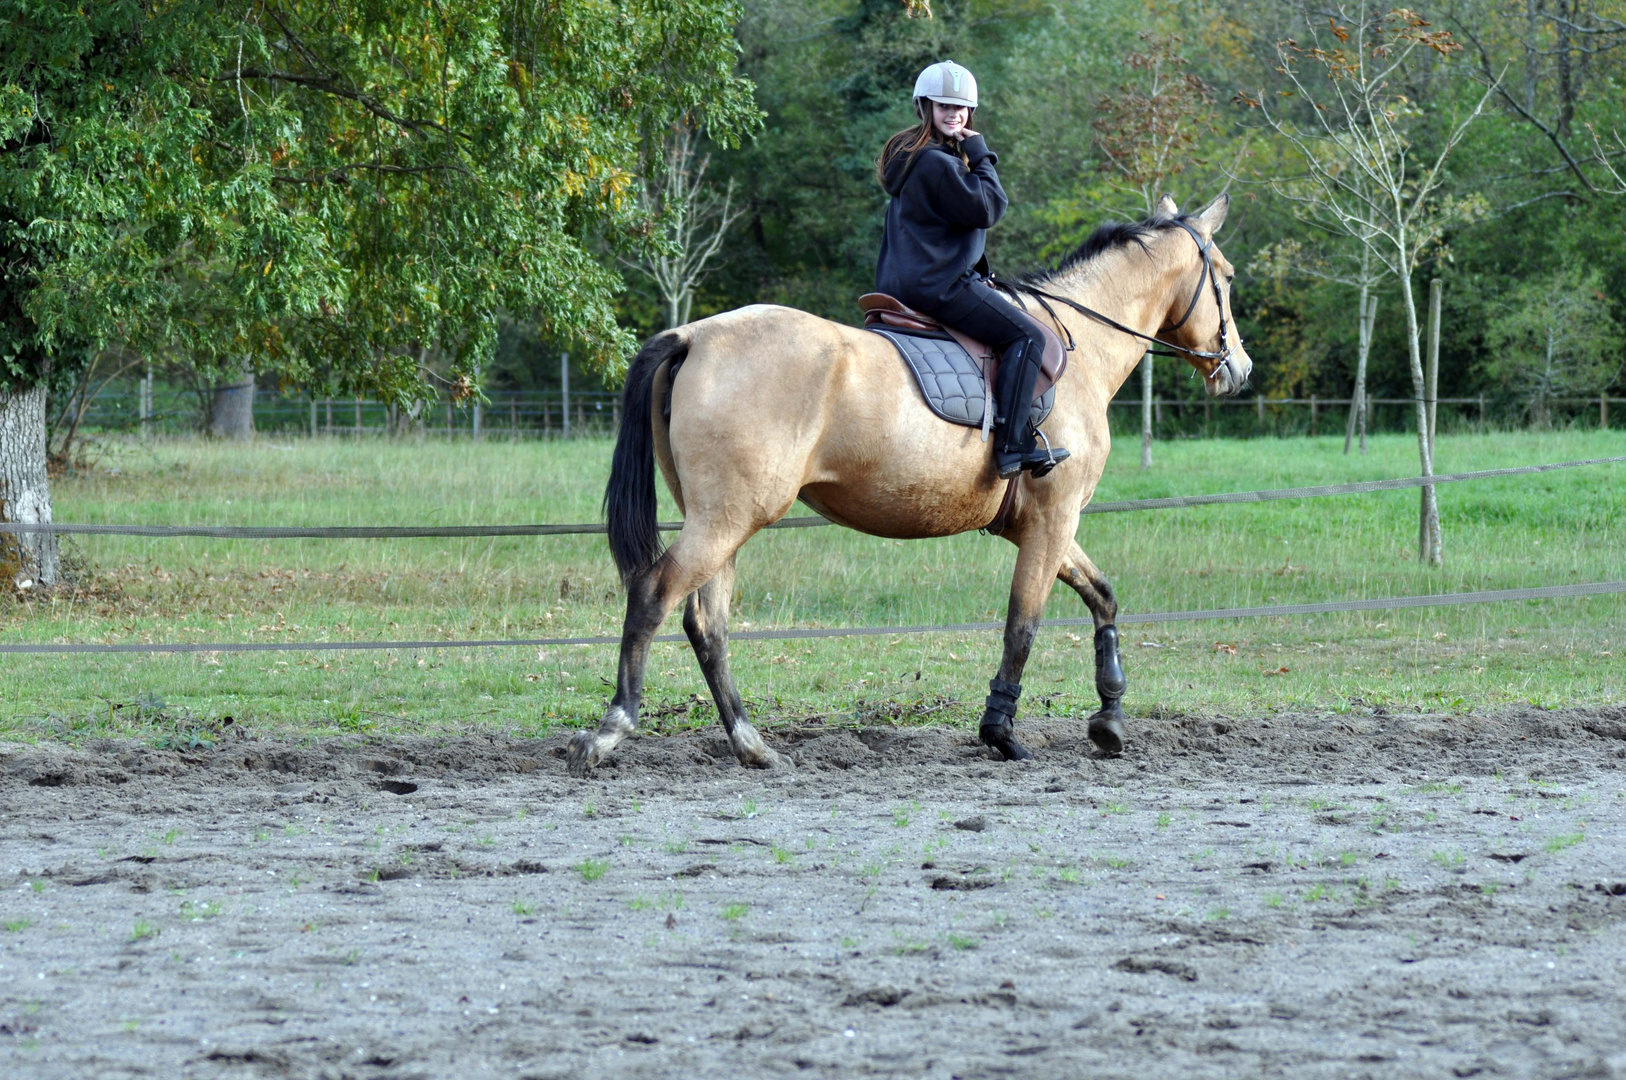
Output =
[{"x1": 1153, "y1": 195, "x2": 1253, "y2": 398}]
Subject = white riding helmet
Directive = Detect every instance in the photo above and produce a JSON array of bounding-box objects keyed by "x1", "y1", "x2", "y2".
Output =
[{"x1": 913, "y1": 61, "x2": 978, "y2": 110}]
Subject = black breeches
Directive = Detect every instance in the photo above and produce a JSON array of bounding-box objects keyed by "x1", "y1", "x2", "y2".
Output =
[
  {"x1": 937, "y1": 279, "x2": 1049, "y2": 356},
  {"x1": 932, "y1": 281, "x2": 1049, "y2": 452}
]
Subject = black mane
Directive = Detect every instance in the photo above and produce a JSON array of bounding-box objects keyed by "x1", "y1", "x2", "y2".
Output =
[{"x1": 1023, "y1": 212, "x2": 1192, "y2": 286}]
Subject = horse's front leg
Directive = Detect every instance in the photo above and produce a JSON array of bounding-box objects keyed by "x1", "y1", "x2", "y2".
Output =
[
  {"x1": 1058, "y1": 540, "x2": 1126, "y2": 754},
  {"x1": 980, "y1": 532, "x2": 1070, "y2": 761}
]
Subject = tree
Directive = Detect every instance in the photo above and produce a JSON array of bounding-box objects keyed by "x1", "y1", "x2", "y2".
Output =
[
  {"x1": 1483, "y1": 268, "x2": 1622, "y2": 424},
  {"x1": 0, "y1": 0, "x2": 758, "y2": 586},
  {"x1": 1251, "y1": 234, "x2": 1390, "y2": 453},
  {"x1": 209, "y1": 371, "x2": 257, "y2": 441},
  {"x1": 1246, "y1": 4, "x2": 1497, "y2": 565},
  {"x1": 1093, "y1": 33, "x2": 1219, "y2": 469},
  {"x1": 1455, "y1": 1, "x2": 1626, "y2": 205},
  {"x1": 624, "y1": 125, "x2": 747, "y2": 329}
]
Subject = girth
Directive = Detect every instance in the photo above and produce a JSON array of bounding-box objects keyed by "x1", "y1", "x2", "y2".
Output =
[{"x1": 859, "y1": 293, "x2": 1068, "y2": 537}]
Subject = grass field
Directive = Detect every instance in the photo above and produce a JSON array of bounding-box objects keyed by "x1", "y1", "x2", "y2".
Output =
[{"x1": 2, "y1": 428, "x2": 1622, "y2": 742}]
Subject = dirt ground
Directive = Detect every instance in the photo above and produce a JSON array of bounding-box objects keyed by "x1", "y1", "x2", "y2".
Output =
[{"x1": 4, "y1": 706, "x2": 1626, "y2": 1080}]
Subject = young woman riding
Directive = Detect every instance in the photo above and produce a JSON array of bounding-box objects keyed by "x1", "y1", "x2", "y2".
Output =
[{"x1": 875, "y1": 60, "x2": 1068, "y2": 479}]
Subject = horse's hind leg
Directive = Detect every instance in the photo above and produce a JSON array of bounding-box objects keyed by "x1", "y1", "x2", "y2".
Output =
[
  {"x1": 567, "y1": 525, "x2": 741, "y2": 777},
  {"x1": 1057, "y1": 540, "x2": 1127, "y2": 754},
  {"x1": 682, "y1": 555, "x2": 784, "y2": 769}
]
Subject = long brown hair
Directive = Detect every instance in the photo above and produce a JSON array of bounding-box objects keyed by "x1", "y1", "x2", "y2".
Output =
[{"x1": 875, "y1": 105, "x2": 971, "y2": 187}]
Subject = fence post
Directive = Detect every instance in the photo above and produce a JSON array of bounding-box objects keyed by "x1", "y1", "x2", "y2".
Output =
[
  {"x1": 445, "y1": 401, "x2": 452, "y2": 438},
  {"x1": 1427, "y1": 279, "x2": 1441, "y2": 453},
  {"x1": 577, "y1": 402, "x2": 585, "y2": 434},
  {"x1": 1478, "y1": 394, "x2": 1486, "y2": 429},
  {"x1": 325, "y1": 398, "x2": 333, "y2": 435},
  {"x1": 354, "y1": 398, "x2": 362, "y2": 437},
  {"x1": 140, "y1": 362, "x2": 152, "y2": 440},
  {"x1": 1256, "y1": 394, "x2": 1264, "y2": 427},
  {"x1": 1139, "y1": 351, "x2": 1153, "y2": 469},
  {"x1": 1310, "y1": 394, "x2": 1318, "y2": 437},
  {"x1": 1603, "y1": 393, "x2": 1610, "y2": 430},
  {"x1": 561, "y1": 352, "x2": 571, "y2": 439},
  {"x1": 510, "y1": 398, "x2": 518, "y2": 441},
  {"x1": 613, "y1": 402, "x2": 620, "y2": 433},
  {"x1": 309, "y1": 396, "x2": 317, "y2": 438}
]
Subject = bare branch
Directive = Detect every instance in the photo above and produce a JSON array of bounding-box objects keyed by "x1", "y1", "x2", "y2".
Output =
[
  {"x1": 621, "y1": 124, "x2": 746, "y2": 328},
  {"x1": 1455, "y1": 19, "x2": 1599, "y2": 196},
  {"x1": 223, "y1": 68, "x2": 452, "y2": 139}
]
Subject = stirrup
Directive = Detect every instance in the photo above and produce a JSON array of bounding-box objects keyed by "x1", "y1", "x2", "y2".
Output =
[{"x1": 1028, "y1": 429, "x2": 1070, "y2": 479}]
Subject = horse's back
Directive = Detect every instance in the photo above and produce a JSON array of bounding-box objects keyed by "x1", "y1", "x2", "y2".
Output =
[{"x1": 669, "y1": 304, "x2": 1006, "y2": 539}]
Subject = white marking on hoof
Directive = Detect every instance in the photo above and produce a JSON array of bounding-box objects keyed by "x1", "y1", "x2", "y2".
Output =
[
  {"x1": 567, "y1": 705, "x2": 636, "y2": 777},
  {"x1": 730, "y1": 722, "x2": 790, "y2": 770}
]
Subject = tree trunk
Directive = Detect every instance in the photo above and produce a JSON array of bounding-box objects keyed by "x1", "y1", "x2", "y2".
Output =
[
  {"x1": 0, "y1": 384, "x2": 59, "y2": 587},
  {"x1": 1422, "y1": 279, "x2": 1443, "y2": 556},
  {"x1": 1397, "y1": 269, "x2": 1442, "y2": 565},
  {"x1": 1359, "y1": 294, "x2": 1375, "y2": 453},
  {"x1": 1426, "y1": 279, "x2": 1442, "y2": 451},
  {"x1": 1139, "y1": 351, "x2": 1153, "y2": 469},
  {"x1": 1345, "y1": 287, "x2": 1375, "y2": 455},
  {"x1": 209, "y1": 369, "x2": 256, "y2": 440}
]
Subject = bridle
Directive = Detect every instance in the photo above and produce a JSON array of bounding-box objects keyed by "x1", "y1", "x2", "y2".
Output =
[{"x1": 993, "y1": 219, "x2": 1243, "y2": 382}]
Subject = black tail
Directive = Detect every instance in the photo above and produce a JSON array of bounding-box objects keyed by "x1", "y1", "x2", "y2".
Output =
[{"x1": 605, "y1": 331, "x2": 688, "y2": 582}]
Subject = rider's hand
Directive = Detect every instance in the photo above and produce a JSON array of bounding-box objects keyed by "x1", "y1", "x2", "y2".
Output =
[{"x1": 956, "y1": 126, "x2": 979, "y2": 141}]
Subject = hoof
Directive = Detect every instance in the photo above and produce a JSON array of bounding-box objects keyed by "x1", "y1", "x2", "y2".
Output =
[
  {"x1": 731, "y1": 722, "x2": 790, "y2": 770},
  {"x1": 980, "y1": 727, "x2": 1033, "y2": 762},
  {"x1": 744, "y1": 748, "x2": 794, "y2": 771},
  {"x1": 565, "y1": 731, "x2": 599, "y2": 777},
  {"x1": 1088, "y1": 712, "x2": 1126, "y2": 755}
]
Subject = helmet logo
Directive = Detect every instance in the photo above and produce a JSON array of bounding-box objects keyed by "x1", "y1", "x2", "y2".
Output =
[{"x1": 950, "y1": 68, "x2": 962, "y2": 92}]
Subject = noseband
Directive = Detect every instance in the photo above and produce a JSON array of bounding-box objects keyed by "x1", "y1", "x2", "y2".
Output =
[{"x1": 996, "y1": 220, "x2": 1244, "y2": 378}]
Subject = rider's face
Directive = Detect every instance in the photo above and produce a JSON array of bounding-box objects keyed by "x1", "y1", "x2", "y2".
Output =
[{"x1": 930, "y1": 101, "x2": 970, "y2": 139}]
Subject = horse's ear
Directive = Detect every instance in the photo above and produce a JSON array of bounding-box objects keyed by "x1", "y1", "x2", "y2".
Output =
[
  {"x1": 1155, "y1": 194, "x2": 1179, "y2": 219},
  {"x1": 1196, "y1": 193, "x2": 1231, "y2": 235}
]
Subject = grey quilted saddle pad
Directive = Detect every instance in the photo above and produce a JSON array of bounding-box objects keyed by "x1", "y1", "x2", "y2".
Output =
[{"x1": 867, "y1": 327, "x2": 1054, "y2": 430}]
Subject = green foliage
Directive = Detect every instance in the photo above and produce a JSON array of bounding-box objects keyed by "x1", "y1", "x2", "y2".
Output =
[
  {"x1": 4, "y1": 0, "x2": 1624, "y2": 412},
  {"x1": 1483, "y1": 270, "x2": 1623, "y2": 424},
  {"x1": 0, "y1": 0, "x2": 759, "y2": 395}
]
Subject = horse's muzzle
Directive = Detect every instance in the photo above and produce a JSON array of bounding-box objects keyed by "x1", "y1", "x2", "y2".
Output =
[{"x1": 1204, "y1": 348, "x2": 1252, "y2": 398}]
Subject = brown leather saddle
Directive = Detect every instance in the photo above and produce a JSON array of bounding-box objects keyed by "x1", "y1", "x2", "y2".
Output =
[{"x1": 858, "y1": 292, "x2": 1068, "y2": 406}]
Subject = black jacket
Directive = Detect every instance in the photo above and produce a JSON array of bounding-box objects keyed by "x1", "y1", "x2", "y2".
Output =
[{"x1": 874, "y1": 133, "x2": 1008, "y2": 322}]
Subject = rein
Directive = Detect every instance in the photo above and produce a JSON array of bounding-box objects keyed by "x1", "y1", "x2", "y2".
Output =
[{"x1": 993, "y1": 220, "x2": 1240, "y2": 377}]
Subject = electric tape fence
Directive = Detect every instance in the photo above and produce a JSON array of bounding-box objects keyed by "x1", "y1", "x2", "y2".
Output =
[{"x1": 2, "y1": 455, "x2": 1623, "y2": 656}]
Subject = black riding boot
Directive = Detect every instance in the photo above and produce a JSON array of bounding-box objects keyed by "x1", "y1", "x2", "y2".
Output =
[{"x1": 991, "y1": 339, "x2": 1069, "y2": 480}]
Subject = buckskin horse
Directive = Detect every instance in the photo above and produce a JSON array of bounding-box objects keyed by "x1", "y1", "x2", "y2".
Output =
[{"x1": 568, "y1": 195, "x2": 1253, "y2": 776}]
